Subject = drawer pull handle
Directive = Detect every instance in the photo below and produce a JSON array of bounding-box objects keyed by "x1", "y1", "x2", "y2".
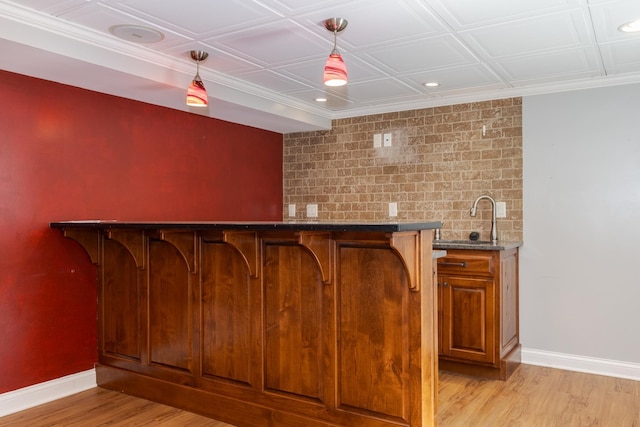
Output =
[{"x1": 439, "y1": 261, "x2": 467, "y2": 268}]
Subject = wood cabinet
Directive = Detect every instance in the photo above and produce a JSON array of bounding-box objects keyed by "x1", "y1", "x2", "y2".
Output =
[
  {"x1": 52, "y1": 221, "x2": 440, "y2": 427},
  {"x1": 436, "y1": 248, "x2": 520, "y2": 380}
]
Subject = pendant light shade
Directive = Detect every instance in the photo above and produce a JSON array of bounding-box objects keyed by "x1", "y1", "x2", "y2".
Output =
[
  {"x1": 323, "y1": 18, "x2": 348, "y2": 87},
  {"x1": 186, "y1": 77, "x2": 207, "y2": 107},
  {"x1": 186, "y1": 50, "x2": 209, "y2": 107},
  {"x1": 324, "y1": 52, "x2": 347, "y2": 87}
]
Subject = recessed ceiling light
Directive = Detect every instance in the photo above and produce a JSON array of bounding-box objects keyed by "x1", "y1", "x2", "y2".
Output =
[
  {"x1": 618, "y1": 19, "x2": 640, "y2": 33},
  {"x1": 109, "y1": 25, "x2": 165, "y2": 43},
  {"x1": 315, "y1": 97, "x2": 328, "y2": 102},
  {"x1": 424, "y1": 82, "x2": 440, "y2": 87}
]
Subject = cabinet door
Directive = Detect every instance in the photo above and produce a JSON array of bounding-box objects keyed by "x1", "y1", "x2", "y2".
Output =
[{"x1": 440, "y1": 275, "x2": 495, "y2": 364}]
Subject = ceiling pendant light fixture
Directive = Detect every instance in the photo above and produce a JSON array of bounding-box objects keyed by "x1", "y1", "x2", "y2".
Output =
[
  {"x1": 323, "y1": 18, "x2": 348, "y2": 87},
  {"x1": 186, "y1": 50, "x2": 209, "y2": 107}
]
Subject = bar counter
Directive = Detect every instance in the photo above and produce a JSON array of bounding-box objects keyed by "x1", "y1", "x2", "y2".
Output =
[{"x1": 51, "y1": 220, "x2": 441, "y2": 427}]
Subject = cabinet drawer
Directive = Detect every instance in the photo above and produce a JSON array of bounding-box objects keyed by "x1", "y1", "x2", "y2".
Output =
[{"x1": 437, "y1": 252, "x2": 495, "y2": 276}]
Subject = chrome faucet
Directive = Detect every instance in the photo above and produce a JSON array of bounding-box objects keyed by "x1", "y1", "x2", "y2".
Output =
[{"x1": 470, "y1": 195, "x2": 498, "y2": 244}]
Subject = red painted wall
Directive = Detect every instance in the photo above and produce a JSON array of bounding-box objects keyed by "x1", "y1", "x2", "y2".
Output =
[{"x1": 0, "y1": 70, "x2": 283, "y2": 393}]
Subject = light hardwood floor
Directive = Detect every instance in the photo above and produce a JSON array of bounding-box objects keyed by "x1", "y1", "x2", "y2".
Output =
[
  {"x1": 437, "y1": 365, "x2": 639, "y2": 426},
  {"x1": 1, "y1": 365, "x2": 638, "y2": 426}
]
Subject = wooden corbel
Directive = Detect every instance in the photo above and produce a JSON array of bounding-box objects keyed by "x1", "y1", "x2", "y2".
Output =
[
  {"x1": 61, "y1": 228, "x2": 101, "y2": 265},
  {"x1": 106, "y1": 229, "x2": 146, "y2": 269},
  {"x1": 390, "y1": 231, "x2": 422, "y2": 292},
  {"x1": 298, "y1": 231, "x2": 333, "y2": 284},
  {"x1": 223, "y1": 230, "x2": 259, "y2": 278},
  {"x1": 157, "y1": 230, "x2": 197, "y2": 273}
]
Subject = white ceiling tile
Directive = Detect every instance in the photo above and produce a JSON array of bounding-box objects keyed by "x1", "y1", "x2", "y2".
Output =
[
  {"x1": 256, "y1": 0, "x2": 347, "y2": 14},
  {"x1": 494, "y1": 47, "x2": 602, "y2": 82},
  {"x1": 363, "y1": 35, "x2": 478, "y2": 74},
  {"x1": 111, "y1": 0, "x2": 282, "y2": 36},
  {"x1": 273, "y1": 54, "x2": 387, "y2": 90},
  {"x1": 187, "y1": 48, "x2": 261, "y2": 75},
  {"x1": 588, "y1": 0, "x2": 640, "y2": 43},
  {"x1": 233, "y1": 69, "x2": 312, "y2": 93},
  {"x1": 460, "y1": 10, "x2": 594, "y2": 59},
  {"x1": 402, "y1": 64, "x2": 505, "y2": 89},
  {"x1": 296, "y1": 0, "x2": 447, "y2": 49},
  {"x1": 426, "y1": 82, "x2": 509, "y2": 98},
  {"x1": 344, "y1": 78, "x2": 423, "y2": 104},
  {"x1": 15, "y1": 0, "x2": 91, "y2": 15},
  {"x1": 55, "y1": 3, "x2": 194, "y2": 49},
  {"x1": 599, "y1": 39, "x2": 640, "y2": 74},
  {"x1": 285, "y1": 88, "x2": 354, "y2": 111},
  {"x1": 426, "y1": 0, "x2": 582, "y2": 28},
  {"x1": 270, "y1": 58, "x2": 331, "y2": 89},
  {"x1": 210, "y1": 20, "x2": 327, "y2": 66}
]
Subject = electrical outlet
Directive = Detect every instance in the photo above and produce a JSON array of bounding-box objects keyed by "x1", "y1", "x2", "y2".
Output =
[
  {"x1": 383, "y1": 133, "x2": 392, "y2": 147},
  {"x1": 373, "y1": 133, "x2": 382, "y2": 148},
  {"x1": 288, "y1": 204, "x2": 296, "y2": 217},
  {"x1": 306, "y1": 204, "x2": 318, "y2": 218},
  {"x1": 496, "y1": 202, "x2": 507, "y2": 218},
  {"x1": 389, "y1": 202, "x2": 398, "y2": 217}
]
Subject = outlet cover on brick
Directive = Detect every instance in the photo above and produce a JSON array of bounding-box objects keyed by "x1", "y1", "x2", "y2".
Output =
[{"x1": 389, "y1": 202, "x2": 398, "y2": 217}]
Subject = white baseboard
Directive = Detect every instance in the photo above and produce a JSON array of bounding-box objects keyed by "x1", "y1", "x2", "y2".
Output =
[
  {"x1": 0, "y1": 369, "x2": 96, "y2": 417},
  {"x1": 522, "y1": 348, "x2": 640, "y2": 381}
]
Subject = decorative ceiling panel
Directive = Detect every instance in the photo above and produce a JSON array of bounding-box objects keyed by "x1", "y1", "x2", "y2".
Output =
[{"x1": 2, "y1": 0, "x2": 640, "y2": 133}]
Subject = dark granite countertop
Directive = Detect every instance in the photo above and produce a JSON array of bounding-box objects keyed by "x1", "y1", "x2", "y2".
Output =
[
  {"x1": 50, "y1": 220, "x2": 443, "y2": 233},
  {"x1": 433, "y1": 240, "x2": 523, "y2": 251}
]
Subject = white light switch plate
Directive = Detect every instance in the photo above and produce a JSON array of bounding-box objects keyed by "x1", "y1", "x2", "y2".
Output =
[
  {"x1": 306, "y1": 204, "x2": 318, "y2": 218},
  {"x1": 288, "y1": 204, "x2": 296, "y2": 217},
  {"x1": 496, "y1": 202, "x2": 506, "y2": 218},
  {"x1": 389, "y1": 202, "x2": 398, "y2": 217},
  {"x1": 373, "y1": 133, "x2": 382, "y2": 148}
]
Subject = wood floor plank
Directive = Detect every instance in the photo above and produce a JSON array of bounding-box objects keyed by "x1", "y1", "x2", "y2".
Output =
[
  {"x1": 0, "y1": 365, "x2": 637, "y2": 426},
  {"x1": 437, "y1": 365, "x2": 639, "y2": 426},
  {"x1": 0, "y1": 388, "x2": 230, "y2": 427}
]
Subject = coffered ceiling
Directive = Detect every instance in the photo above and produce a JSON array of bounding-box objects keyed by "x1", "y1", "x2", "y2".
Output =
[{"x1": 1, "y1": 0, "x2": 640, "y2": 133}]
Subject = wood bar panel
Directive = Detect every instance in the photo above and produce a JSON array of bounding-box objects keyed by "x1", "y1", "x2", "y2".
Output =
[
  {"x1": 52, "y1": 221, "x2": 439, "y2": 427},
  {"x1": 338, "y1": 245, "x2": 408, "y2": 421},
  {"x1": 148, "y1": 239, "x2": 192, "y2": 372},
  {"x1": 264, "y1": 243, "x2": 324, "y2": 400},
  {"x1": 201, "y1": 241, "x2": 252, "y2": 385},
  {"x1": 101, "y1": 238, "x2": 141, "y2": 361}
]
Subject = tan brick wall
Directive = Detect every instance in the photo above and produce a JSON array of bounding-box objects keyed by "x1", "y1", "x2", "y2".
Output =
[{"x1": 283, "y1": 98, "x2": 522, "y2": 242}]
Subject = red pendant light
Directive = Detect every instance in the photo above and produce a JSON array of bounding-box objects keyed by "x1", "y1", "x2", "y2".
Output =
[
  {"x1": 323, "y1": 18, "x2": 348, "y2": 87},
  {"x1": 186, "y1": 50, "x2": 209, "y2": 107}
]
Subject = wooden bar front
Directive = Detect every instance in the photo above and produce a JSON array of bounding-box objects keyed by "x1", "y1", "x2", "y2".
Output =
[{"x1": 52, "y1": 222, "x2": 440, "y2": 427}]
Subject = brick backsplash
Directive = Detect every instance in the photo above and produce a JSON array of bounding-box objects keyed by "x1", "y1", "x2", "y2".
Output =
[{"x1": 283, "y1": 98, "x2": 522, "y2": 242}]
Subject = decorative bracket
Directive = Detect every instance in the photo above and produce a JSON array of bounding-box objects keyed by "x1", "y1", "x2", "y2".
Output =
[
  {"x1": 223, "y1": 231, "x2": 259, "y2": 278},
  {"x1": 390, "y1": 231, "x2": 423, "y2": 292},
  {"x1": 156, "y1": 230, "x2": 197, "y2": 273},
  {"x1": 298, "y1": 231, "x2": 333, "y2": 284},
  {"x1": 61, "y1": 228, "x2": 100, "y2": 265},
  {"x1": 106, "y1": 229, "x2": 146, "y2": 269}
]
